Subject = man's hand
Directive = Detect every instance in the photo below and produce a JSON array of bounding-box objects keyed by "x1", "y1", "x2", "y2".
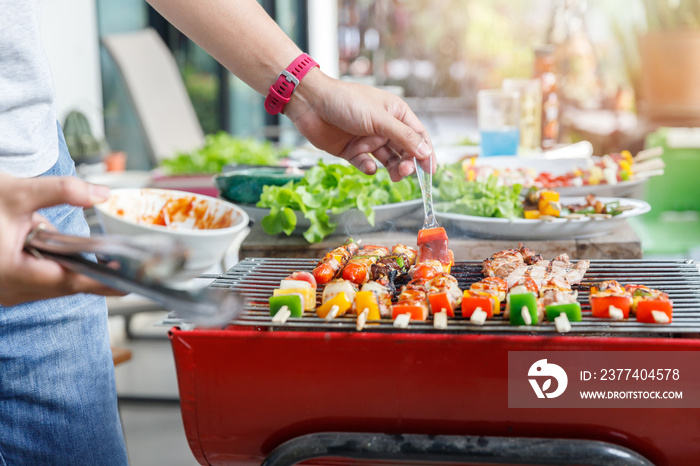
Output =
[
  {"x1": 0, "y1": 174, "x2": 123, "y2": 306},
  {"x1": 285, "y1": 69, "x2": 436, "y2": 182}
]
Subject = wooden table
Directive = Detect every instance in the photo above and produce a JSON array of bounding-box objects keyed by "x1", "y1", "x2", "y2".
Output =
[{"x1": 240, "y1": 220, "x2": 642, "y2": 261}]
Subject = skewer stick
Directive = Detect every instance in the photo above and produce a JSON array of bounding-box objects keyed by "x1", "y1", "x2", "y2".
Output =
[
  {"x1": 271, "y1": 306, "x2": 291, "y2": 324},
  {"x1": 393, "y1": 312, "x2": 411, "y2": 328},
  {"x1": 521, "y1": 306, "x2": 533, "y2": 326},
  {"x1": 634, "y1": 146, "x2": 663, "y2": 163},
  {"x1": 325, "y1": 305, "x2": 340, "y2": 321},
  {"x1": 635, "y1": 168, "x2": 664, "y2": 179},
  {"x1": 554, "y1": 313, "x2": 571, "y2": 333},
  {"x1": 651, "y1": 310, "x2": 671, "y2": 324},
  {"x1": 608, "y1": 305, "x2": 624, "y2": 321},
  {"x1": 433, "y1": 309, "x2": 448, "y2": 330},
  {"x1": 356, "y1": 308, "x2": 369, "y2": 331},
  {"x1": 633, "y1": 157, "x2": 665, "y2": 174},
  {"x1": 470, "y1": 307, "x2": 487, "y2": 326}
]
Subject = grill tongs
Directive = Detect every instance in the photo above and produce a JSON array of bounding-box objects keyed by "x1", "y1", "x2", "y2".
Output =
[{"x1": 24, "y1": 224, "x2": 243, "y2": 326}]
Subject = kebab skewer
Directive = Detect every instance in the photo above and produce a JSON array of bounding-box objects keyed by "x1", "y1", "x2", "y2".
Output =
[
  {"x1": 351, "y1": 245, "x2": 417, "y2": 329},
  {"x1": 425, "y1": 273, "x2": 462, "y2": 329},
  {"x1": 312, "y1": 238, "x2": 359, "y2": 285},
  {"x1": 269, "y1": 272, "x2": 318, "y2": 323},
  {"x1": 341, "y1": 245, "x2": 390, "y2": 285}
]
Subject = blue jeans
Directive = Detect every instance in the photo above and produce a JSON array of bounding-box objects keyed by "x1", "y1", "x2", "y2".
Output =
[{"x1": 0, "y1": 124, "x2": 128, "y2": 465}]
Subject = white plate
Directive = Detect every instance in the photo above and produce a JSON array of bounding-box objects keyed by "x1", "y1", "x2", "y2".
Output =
[
  {"x1": 241, "y1": 199, "x2": 423, "y2": 235},
  {"x1": 83, "y1": 170, "x2": 153, "y2": 189},
  {"x1": 435, "y1": 154, "x2": 649, "y2": 198},
  {"x1": 435, "y1": 197, "x2": 651, "y2": 240}
]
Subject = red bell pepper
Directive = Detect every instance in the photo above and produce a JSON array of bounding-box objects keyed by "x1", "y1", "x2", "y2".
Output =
[
  {"x1": 590, "y1": 280, "x2": 632, "y2": 319},
  {"x1": 461, "y1": 290, "x2": 497, "y2": 318},
  {"x1": 636, "y1": 300, "x2": 673, "y2": 324},
  {"x1": 590, "y1": 295, "x2": 632, "y2": 319},
  {"x1": 428, "y1": 292, "x2": 455, "y2": 317},
  {"x1": 417, "y1": 227, "x2": 452, "y2": 266},
  {"x1": 391, "y1": 303, "x2": 429, "y2": 321},
  {"x1": 417, "y1": 227, "x2": 448, "y2": 245},
  {"x1": 625, "y1": 284, "x2": 673, "y2": 324}
]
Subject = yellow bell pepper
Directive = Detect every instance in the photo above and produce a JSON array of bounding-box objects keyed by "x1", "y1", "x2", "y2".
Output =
[
  {"x1": 316, "y1": 292, "x2": 352, "y2": 319},
  {"x1": 537, "y1": 191, "x2": 561, "y2": 217},
  {"x1": 524, "y1": 210, "x2": 541, "y2": 220},
  {"x1": 354, "y1": 291, "x2": 381, "y2": 320},
  {"x1": 274, "y1": 288, "x2": 316, "y2": 311},
  {"x1": 540, "y1": 200, "x2": 561, "y2": 217}
]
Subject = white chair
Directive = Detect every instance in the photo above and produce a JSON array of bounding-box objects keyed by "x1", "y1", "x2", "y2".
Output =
[{"x1": 102, "y1": 28, "x2": 205, "y2": 165}]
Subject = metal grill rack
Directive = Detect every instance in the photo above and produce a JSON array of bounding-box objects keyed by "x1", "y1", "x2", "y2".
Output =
[{"x1": 168, "y1": 258, "x2": 700, "y2": 335}]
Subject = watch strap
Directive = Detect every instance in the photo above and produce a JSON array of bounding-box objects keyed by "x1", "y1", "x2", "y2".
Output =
[{"x1": 264, "y1": 53, "x2": 319, "y2": 115}]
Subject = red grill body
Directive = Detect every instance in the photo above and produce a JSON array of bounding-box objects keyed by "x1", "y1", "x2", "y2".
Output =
[{"x1": 168, "y1": 259, "x2": 700, "y2": 465}]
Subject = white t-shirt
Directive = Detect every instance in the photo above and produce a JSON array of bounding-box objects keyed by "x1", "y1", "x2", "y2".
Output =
[{"x1": 0, "y1": 0, "x2": 58, "y2": 177}]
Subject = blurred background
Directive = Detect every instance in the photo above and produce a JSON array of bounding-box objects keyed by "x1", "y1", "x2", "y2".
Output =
[{"x1": 49, "y1": 0, "x2": 681, "y2": 165}]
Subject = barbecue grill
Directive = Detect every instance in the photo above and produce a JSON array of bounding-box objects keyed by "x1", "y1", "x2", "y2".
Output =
[{"x1": 167, "y1": 258, "x2": 700, "y2": 465}]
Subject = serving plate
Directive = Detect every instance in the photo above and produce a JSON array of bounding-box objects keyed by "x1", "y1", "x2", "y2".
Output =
[
  {"x1": 240, "y1": 199, "x2": 422, "y2": 235},
  {"x1": 435, "y1": 197, "x2": 651, "y2": 240},
  {"x1": 436, "y1": 154, "x2": 649, "y2": 198}
]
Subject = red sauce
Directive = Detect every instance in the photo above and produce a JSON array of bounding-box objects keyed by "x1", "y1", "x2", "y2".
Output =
[
  {"x1": 418, "y1": 238, "x2": 451, "y2": 264},
  {"x1": 125, "y1": 195, "x2": 235, "y2": 230}
]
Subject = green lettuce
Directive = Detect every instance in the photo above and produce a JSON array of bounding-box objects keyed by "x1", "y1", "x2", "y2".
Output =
[
  {"x1": 160, "y1": 132, "x2": 285, "y2": 174},
  {"x1": 257, "y1": 163, "x2": 420, "y2": 243},
  {"x1": 433, "y1": 162, "x2": 524, "y2": 219}
]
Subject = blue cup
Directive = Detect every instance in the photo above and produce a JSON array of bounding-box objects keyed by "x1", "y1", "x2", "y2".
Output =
[{"x1": 478, "y1": 89, "x2": 520, "y2": 157}]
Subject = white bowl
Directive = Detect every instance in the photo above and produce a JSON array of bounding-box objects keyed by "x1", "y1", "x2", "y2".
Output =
[{"x1": 94, "y1": 188, "x2": 249, "y2": 280}]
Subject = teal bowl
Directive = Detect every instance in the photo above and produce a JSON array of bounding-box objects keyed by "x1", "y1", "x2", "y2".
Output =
[{"x1": 213, "y1": 167, "x2": 304, "y2": 205}]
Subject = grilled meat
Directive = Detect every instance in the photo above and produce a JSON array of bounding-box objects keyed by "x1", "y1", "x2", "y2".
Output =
[
  {"x1": 341, "y1": 246, "x2": 389, "y2": 285},
  {"x1": 391, "y1": 244, "x2": 418, "y2": 266},
  {"x1": 322, "y1": 279, "x2": 358, "y2": 304},
  {"x1": 371, "y1": 254, "x2": 410, "y2": 282},
  {"x1": 313, "y1": 238, "x2": 359, "y2": 284},
  {"x1": 360, "y1": 280, "x2": 392, "y2": 317},
  {"x1": 425, "y1": 274, "x2": 462, "y2": 311},
  {"x1": 483, "y1": 244, "x2": 590, "y2": 291},
  {"x1": 540, "y1": 289, "x2": 578, "y2": 307}
]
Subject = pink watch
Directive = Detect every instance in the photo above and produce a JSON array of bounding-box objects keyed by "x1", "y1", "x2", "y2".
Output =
[{"x1": 264, "y1": 53, "x2": 319, "y2": 115}]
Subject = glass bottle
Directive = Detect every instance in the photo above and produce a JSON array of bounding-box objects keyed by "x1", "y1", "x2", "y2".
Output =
[{"x1": 534, "y1": 45, "x2": 559, "y2": 150}]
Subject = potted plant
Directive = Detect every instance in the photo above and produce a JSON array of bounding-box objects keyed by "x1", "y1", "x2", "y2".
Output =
[
  {"x1": 637, "y1": 0, "x2": 700, "y2": 125},
  {"x1": 62, "y1": 110, "x2": 106, "y2": 165}
]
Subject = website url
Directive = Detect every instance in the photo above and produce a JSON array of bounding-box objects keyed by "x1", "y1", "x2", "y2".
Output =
[{"x1": 580, "y1": 391, "x2": 683, "y2": 400}]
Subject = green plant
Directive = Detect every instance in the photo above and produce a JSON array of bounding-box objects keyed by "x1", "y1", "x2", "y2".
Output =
[
  {"x1": 642, "y1": 0, "x2": 700, "y2": 31},
  {"x1": 160, "y1": 132, "x2": 285, "y2": 174},
  {"x1": 63, "y1": 110, "x2": 104, "y2": 163},
  {"x1": 614, "y1": 0, "x2": 700, "y2": 104}
]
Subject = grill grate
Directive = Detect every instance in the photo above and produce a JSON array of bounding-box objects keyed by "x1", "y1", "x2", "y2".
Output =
[{"x1": 176, "y1": 258, "x2": 700, "y2": 335}]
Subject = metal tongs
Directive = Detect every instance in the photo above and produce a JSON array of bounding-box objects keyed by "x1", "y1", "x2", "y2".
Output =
[
  {"x1": 414, "y1": 156, "x2": 439, "y2": 230},
  {"x1": 24, "y1": 224, "x2": 243, "y2": 326}
]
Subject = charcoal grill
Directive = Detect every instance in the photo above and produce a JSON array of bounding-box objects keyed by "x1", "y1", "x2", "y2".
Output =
[
  {"x1": 168, "y1": 258, "x2": 700, "y2": 466},
  {"x1": 167, "y1": 258, "x2": 700, "y2": 334}
]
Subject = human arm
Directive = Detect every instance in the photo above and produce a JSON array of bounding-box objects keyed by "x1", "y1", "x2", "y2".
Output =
[
  {"x1": 0, "y1": 174, "x2": 123, "y2": 306},
  {"x1": 145, "y1": 0, "x2": 435, "y2": 181}
]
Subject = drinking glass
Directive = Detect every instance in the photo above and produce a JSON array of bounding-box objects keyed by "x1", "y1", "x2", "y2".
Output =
[
  {"x1": 502, "y1": 78, "x2": 542, "y2": 152},
  {"x1": 477, "y1": 89, "x2": 520, "y2": 157}
]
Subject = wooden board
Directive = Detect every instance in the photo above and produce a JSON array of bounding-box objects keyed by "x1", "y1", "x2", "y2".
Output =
[{"x1": 240, "y1": 219, "x2": 642, "y2": 260}]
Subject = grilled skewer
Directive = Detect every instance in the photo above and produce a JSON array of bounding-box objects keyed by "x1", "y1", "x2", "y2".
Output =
[
  {"x1": 341, "y1": 245, "x2": 389, "y2": 285},
  {"x1": 312, "y1": 238, "x2": 359, "y2": 285}
]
